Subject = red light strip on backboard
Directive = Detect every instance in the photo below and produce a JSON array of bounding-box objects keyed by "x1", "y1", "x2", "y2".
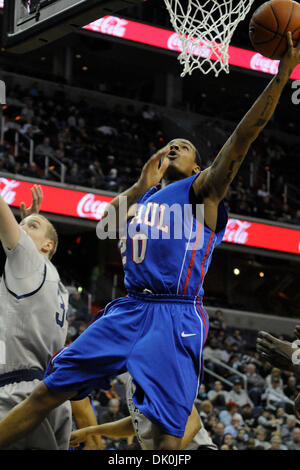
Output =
[
  {"x1": 1, "y1": 5, "x2": 299, "y2": 79},
  {"x1": 83, "y1": 16, "x2": 300, "y2": 80},
  {"x1": 1, "y1": 177, "x2": 299, "y2": 255}
]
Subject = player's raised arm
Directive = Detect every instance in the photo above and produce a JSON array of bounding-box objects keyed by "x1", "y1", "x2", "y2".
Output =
[
  {"x1": 0, "y1": 194, "x2": 20, "y2": 250},
  {"x1": 0, "y1": 184, "x2": 44, "y2": 249},
  {"x1": 194, "y1": 32, "x2": 300, "y2": 202},
  {"x1": 99, "y1": 146, "x2": 170, "y2": 233}
]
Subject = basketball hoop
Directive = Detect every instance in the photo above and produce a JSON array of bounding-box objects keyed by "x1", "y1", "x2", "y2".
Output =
[{"x1": 164, "y1": 0, "x2": 255, "y2": 77}]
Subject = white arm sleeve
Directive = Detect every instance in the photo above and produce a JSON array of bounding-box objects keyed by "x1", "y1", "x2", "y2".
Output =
[{"x1": 2, "y1": 227, "x2": 44, "y2": 279}]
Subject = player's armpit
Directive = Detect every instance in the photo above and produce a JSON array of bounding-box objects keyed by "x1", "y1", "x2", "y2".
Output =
[
  {"x1": 193, "y1": 133, "x2": 252, "y2": 203},
  {"x1": 0, "y1": 195, "x2": 21, "y2": 249},
  {"x1": 194, "y1": 57, "x2": 293, "y2": 202}
]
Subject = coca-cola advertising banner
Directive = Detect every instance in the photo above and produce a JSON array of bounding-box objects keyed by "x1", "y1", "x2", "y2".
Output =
[
  {"x1": 0, "y1": 177, "x2": 111, "y2": 221},
  {"x1": 83, "y1": 16, "x2": 300, "y2": 80},
  {"x1": 223, "y1": 219, "x2": 300, "y2": 255},
  {"x1": 1, "y1": 6, "x2": 299, "y2": 78},
  {"x1": 1, "y1": 177, "x2": 299, "y2": 255}
]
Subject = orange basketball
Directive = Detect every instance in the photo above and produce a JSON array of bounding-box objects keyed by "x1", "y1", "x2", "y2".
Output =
[{"x1": 249, "y1": 0, "x2": 300, "y2": 59}]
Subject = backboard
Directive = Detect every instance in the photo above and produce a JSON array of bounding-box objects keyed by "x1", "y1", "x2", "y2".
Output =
[{"x1": 2, "y1": 0, "x2": 144, "y2": 53}]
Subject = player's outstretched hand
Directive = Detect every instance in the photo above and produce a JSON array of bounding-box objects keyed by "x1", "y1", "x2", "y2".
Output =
[
  {"x1": 20, "y1": 184, "x2": 43, "y2": 220},
  {"x1": 256, "y1": 331, "x2": 295, "y2": 371},
  {"x1": 69, "y1": 428, "x2": 90, "y2": 447},
  {"x1": 279, "y1": 31, "x2": 300, "y2": 74},
  {"x1": 136, "y1": 146, "x2": 170, "y2": 193}
]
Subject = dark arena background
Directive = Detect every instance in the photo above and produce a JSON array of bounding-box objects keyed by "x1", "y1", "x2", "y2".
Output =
[{"x1": 0, "y1": 0, "x2": 300, "y2": 453}]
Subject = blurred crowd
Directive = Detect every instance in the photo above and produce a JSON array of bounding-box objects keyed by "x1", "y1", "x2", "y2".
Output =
[
  {"x1": 0, "y1": 82, "x2": 299, "y2": 225},
  {"x1": 65, "y1": 306, "x2": 300, "y2": 450}
]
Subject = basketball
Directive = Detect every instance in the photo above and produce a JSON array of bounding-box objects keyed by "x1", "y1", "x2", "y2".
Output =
[{"x1": 249, "y1": 0, "x2": 300, "y2": 60}]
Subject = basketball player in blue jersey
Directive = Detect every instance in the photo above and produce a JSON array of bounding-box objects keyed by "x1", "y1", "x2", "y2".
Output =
[{"x1": 0, "y1": 32, "x2": 300, "y2": 450}]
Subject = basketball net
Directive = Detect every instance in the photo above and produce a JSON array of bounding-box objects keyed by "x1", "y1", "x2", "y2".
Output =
[{"x1": 164, "y1": 0, "x2": 255, "y2": 77}]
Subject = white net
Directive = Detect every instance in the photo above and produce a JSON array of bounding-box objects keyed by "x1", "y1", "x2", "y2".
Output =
[{"x1": 164, "y1": 0, "x2": 255, "y2": 77}]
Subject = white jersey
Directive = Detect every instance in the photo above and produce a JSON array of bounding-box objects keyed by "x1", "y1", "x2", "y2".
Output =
[
  {"x1": 0, "y1": 228, "x2": 69, "y2": 374},
  {"x1": 125, "y1": 375, "x2": 217, "y2": 450}
]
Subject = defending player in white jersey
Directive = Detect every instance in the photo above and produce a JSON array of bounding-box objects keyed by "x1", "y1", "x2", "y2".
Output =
[
  {"x1": 0, "y1": 185, "x2": 72, "y2": 450},
  {"x1": 69, "y1": 374, "x2": 217, "y2": 450}
]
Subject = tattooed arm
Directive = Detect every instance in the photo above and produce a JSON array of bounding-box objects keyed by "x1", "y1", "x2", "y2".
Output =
[{"x1": 194, "y1": 32, "x2": 300, "y2": 203}]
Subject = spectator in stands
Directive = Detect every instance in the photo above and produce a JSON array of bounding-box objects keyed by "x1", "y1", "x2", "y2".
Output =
[
  {"x1": 275, "y1": 407, "x2": 290, "y2": 428},
  {"x1": 224, "y1": 414, "x2": 244, "y2": 439},
  {"x1": 257, "y1": 409, "x2": 277, "y2": 431},
  {"x1": 240, "y1": 403, "x2": 258, "y2": 428},
  {"x1": 0, "y1": 145, "x2": 15, "y2": 170},
  {"x1": 98, "y1": 398, "x2": 128, "y2": 450},
  {"x1": 227, "y1": 378, "x2": 253, "y2": 408},
  {"x1": 286, "y1": 427, "x2": 300, "y2": 450},
  {"x1": 207, "y1": 380, "x2": 228, "y2": 408},
  {"x1": 235, "y1": 428, "x2": 248, "y2": 450},
  {"x1": 245, "y1": 363, "x2": 266, "y2": 406},
  {"x1": 66, "y1": 162, "x2": 84, "y2": 186},
  {"x1": 228, "y1": 353, "x2": 242, "y2": 371},
  {"x1": 228, "y1": 329, "x2": 246, "y2": 352},
  {"x1": 262, "y1": 377, "x2": 290, "y2": 411},
  {"x1": 199, "y1": 400, "x2": 214, "y2": 428},
  {"x1": 210, "y1": 310, "x2": 226, "y2": 331},
  {"x1": 88, "y1": 160, "x2": 105, "y2": 185},
  {"x1": 198, "y1": 384, "x2": 208, "y2": 401},
  {"x1": 221, "y1": 433, "x2": 237, "y2": 450},
  {"x1": 283, "y1": 375, "x2": 298, "y2": 401},
  {"x1": 203, "y1": 337, "x2": 229, "y2": 364},
  {"x1": 69, "y1": 291, "x2": 89, "y2": 322},
  {"x1": 212, "y1": 422, "x2": 225, "y2": 448},
  {"x1": 245, "y1": 437, "x2": 259, "y2": 450},
  {"x1": 220, "y1": 444, "x2": 230, "y2": 450},
  {"x1": 35, "y1": 136, "x2": 55, "y2": 158},
  {"x1": 268, "y1": 434, "x2": 287, "y2": 450},
  {"x1": 219, "y1": 402, "x2": 241, "y2": 427},
  {"x1": 254, "y1": 426, "x2": 271, "y2": 450},
  {"x1": 21, "y1": 98, "x2": 35, "y2": 121},
  {"x1": 265, "y1": 368, "x2": 284, "y2": 389},
  {"x1": 99, "y1": 398, "x2": 125, "y2": 425},
  {"x1": 281, "y1": 415, "x2": 297, "y2": 444},
  {"x1": 206, "y1": 415, "x2": 218, "y2": 435},
  {"x1": 257, "y1": 183, "x2": 269, "y2": 199}
]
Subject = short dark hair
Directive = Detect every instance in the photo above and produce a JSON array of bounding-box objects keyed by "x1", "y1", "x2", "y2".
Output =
[{"x1": 195, "y1": 148, "x2": 201, "y2": 167}]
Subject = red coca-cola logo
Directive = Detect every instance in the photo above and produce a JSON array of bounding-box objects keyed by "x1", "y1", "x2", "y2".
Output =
[
  {"x1": 167, "y1": 32, "x2": 211, "y2": 58},
  {"x1": 167, "y1": 33, "x2": 184, "y2": 52},
  {"x1": 250, "y1": 53, "x2": 280, "y2": 75},
  {"x1": 0, "y1": 178, "x2": 20, "y2": 205},
  {"x1": 223, "y1": 218, "x2": 251, "y2": 245},
  {"x1": 85, "y1": 16, "x2": 128, "y2": 37},
  {"x1": 76, "y1": 193, "x2": 109, "y2": 220}
]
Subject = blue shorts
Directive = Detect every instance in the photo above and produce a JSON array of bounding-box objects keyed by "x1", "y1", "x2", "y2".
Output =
[{"x1": 44, "y1": 292, "x2": 209, "y2": 438}]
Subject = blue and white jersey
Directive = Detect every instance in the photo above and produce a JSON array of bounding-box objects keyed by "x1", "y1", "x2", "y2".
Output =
[
  {"x1": 0, "y1": 228, "x2": 68, "y2": 375},
  {"x1": 119, "y1": 174, "x2": 228, "y2": 298}
]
